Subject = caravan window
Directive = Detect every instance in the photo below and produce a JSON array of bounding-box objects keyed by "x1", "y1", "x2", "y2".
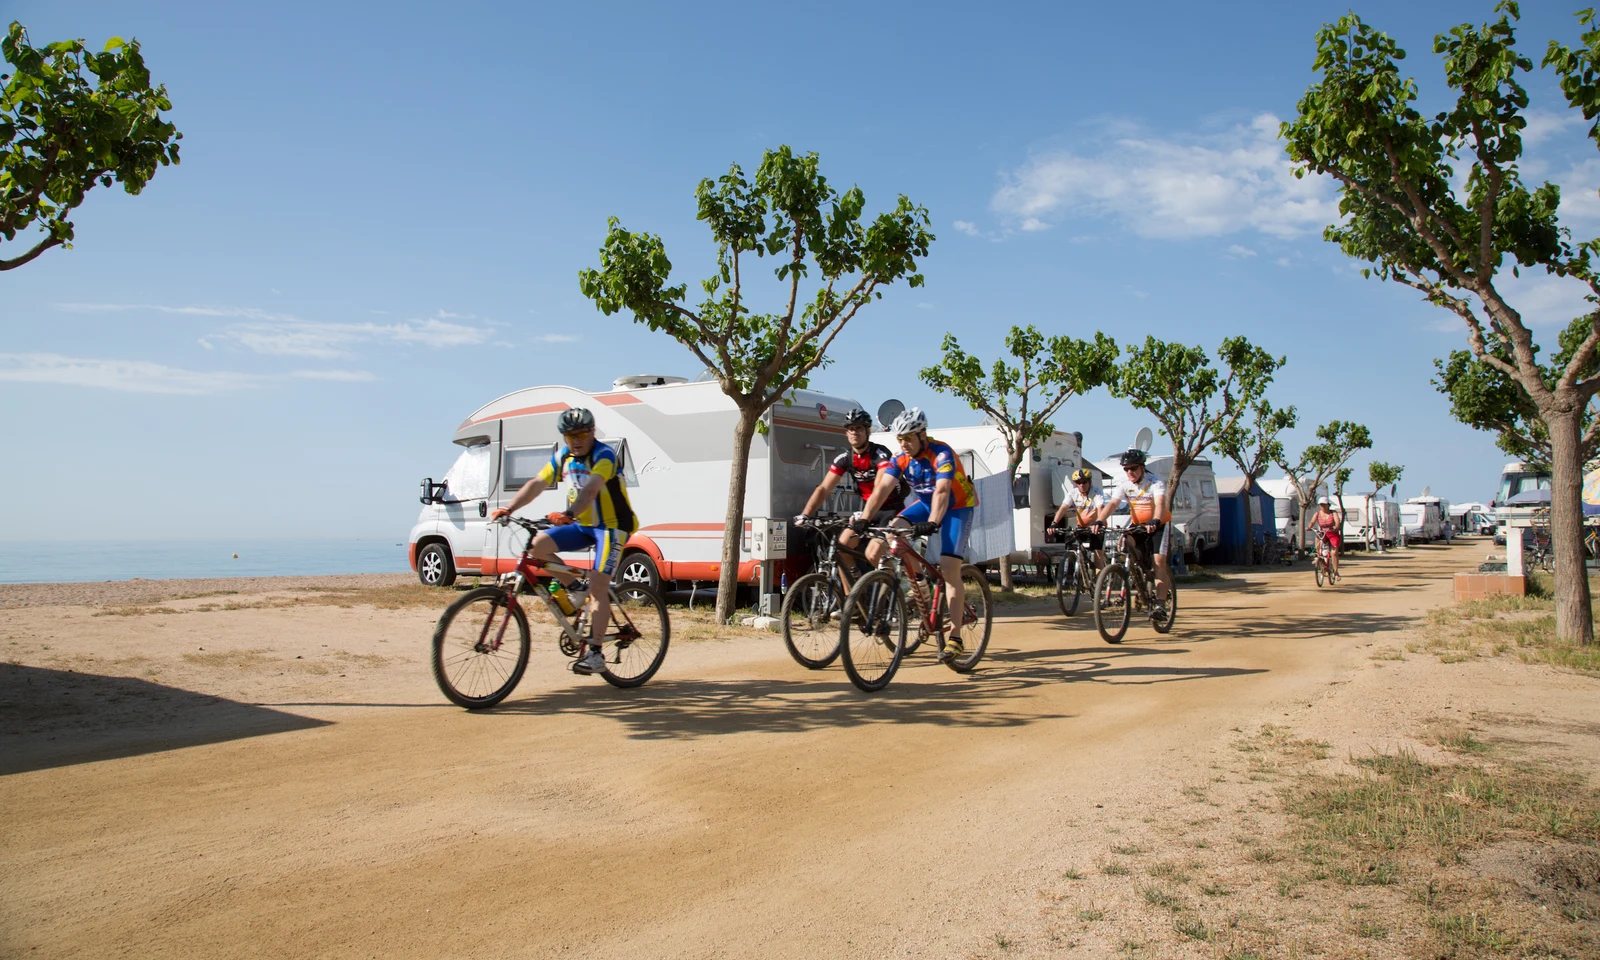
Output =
[
  {"x1": 1200, "y1": 480, "x2": 1216, "y2": 498},
  {"x1": 503, "y1": 444, "x2": 556, "y2": 491},
  {"x1": 601, "y1": 438, "x2": 638, "y2": 487}
]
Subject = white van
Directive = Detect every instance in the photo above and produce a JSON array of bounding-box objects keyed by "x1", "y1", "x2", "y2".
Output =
[
  {"x1": 1091, "y1": 453, "x2": 1221, "y2": 560},
  {"x1": 1257, "y1": 478, "x2": 1328, "y2": 552},
  {"x1": 408, "y1": 376, "x2": 864, "y2": 594},
  {"x1": 1403, "y1": 495, "x2": 1448, "y2": 541},
  {"x1": 1336, "y1": 493, "x2": 1401, "y2": 548}
]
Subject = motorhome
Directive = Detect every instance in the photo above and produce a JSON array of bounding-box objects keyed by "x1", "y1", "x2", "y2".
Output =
[
  {"x1": 1256, "y1": 478, "x2": 1327, "y2": 552},
  {"x1": 1404, "y1": 494, "x2": 1449, "y2": 541},
  {"x1": 1091, "y1": 453, "x2": 1221, "y2": 560},
  {"x1": 872, "y1": 423, "x2": 1086, "y2": 566},
  {"x1": 408, "y1": 376, "x2": 865, "y2": 594},
  {"x1": 1335, "y1": 493, "x2": 1401, "y2": 548},
  {"x1": 1494, "y1": 461, "x2": 1551, "y2": 536}
]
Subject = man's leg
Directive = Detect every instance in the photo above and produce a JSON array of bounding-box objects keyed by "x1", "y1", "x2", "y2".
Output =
[
  {"x1": 939, "y1": 553, "x2": 966, "y2": 642},
  {"x1": 1151, "y1": 526, "x2": 1173, "y2": 604},
  {"x1": 838, "y1": 527, "x2": 864, "y2": 585},
  {"x1": 530, "y1": 531, "x2": 577, "y2": 588}
]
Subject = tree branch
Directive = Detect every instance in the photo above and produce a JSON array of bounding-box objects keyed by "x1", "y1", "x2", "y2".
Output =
[{"x1": 0, "y1": 234, "x2": 66, "y2": 271}]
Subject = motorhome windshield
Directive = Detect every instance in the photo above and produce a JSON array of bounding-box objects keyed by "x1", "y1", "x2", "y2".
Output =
[
  {"x1": 1497, "y1": 470, "x2": 1550, "y2": 502},
  {"x1": 441, "y1": 444, "x2": 491, "y2": 501}
]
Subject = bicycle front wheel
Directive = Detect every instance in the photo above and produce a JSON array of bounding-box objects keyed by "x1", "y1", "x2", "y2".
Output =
[
  {"x1": 839, "y1": 569, "x2": 906, "y2": 692},
  {"x1": 945, "y1": 564, "x2": 993, "y2": 673},
  {"x1": 1093, "y1": 565, "x2": 1131, "y2": 644},
  {"x1": 1315, "y1": 562, "x2": 1325, "y2": 588},
  {"x1": 432, "y1": 586, "x2": 531, "y2": 709},
  {"x1": 601, "y1": 588, "x2": 670, "y2": 688},
  {"x1": 1152, "y1": 582, "x2": 1178, "y2": 634},
  {"x1": 781, "y1": 572, "x2": 843, "y2": 669},
  {"x1": 1055, "y1": 553, "x2": 1081, "y2": 617}
]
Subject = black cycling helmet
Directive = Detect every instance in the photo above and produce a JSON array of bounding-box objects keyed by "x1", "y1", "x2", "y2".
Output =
[
  {"x1": 557, "y1": 407, "x2": 596, "y2": 435},
  {"x1": 1119, "y1": 447, "x2": 1147, "y2": 468},
  {"x1": 1070, "y1": 467, "x2": 1093, "y2": 484},
  {"x1": 843, "y1": 408, "x2": 873, "y2": 428}
]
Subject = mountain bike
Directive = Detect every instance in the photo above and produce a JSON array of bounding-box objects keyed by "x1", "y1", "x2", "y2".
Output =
[
  {"x1": 1312, "y1": 532, "x2": 1341, "y2": 587},
  {"x1": 1092, "y1": 525, "x2": 1177, "y2": 643},
  {"x1": 1052, "y1": 524, "x2": 1106, "y2": 616},
  {"x1": 430, "y1": 516, "x2": 670, "y2": 708},
  {"x1": 836, "y1": 524, "x2": 993, "y2": 692},
  {"x1": 779, "y1": 515, "x2": 875, "y2": 669}
]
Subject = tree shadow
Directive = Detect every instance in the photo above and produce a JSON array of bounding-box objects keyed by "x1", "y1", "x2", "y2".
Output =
[
  {"x1": 980, "y1": 642, "x2": 1268, "y2": 686},
  {"x1": 1180, "y1": 610, "x2": 1416, "y2": 643},
  {"x1": 0, "y1": 663, "x2": 329, "y2": 776}
]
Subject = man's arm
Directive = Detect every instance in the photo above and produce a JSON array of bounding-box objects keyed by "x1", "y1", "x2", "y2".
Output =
[
  {"x1": 861, "y1": 464, "x2": 900, "y2": 517},
  {"x1": 567, "y1": 473, "x2": 607, "y2": 518},
  {"x1": 801, "y1": 471, "x2": 843, "y2": 517},
  {"x1": 929, "y1": 478, "x2": 952, "y2": 525}
]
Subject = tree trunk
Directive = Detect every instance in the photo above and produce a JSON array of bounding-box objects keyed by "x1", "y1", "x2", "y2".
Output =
[
  {"x1": 1239, "y1": 481, "x2": 1256, "y2": 565},
  {"x1": 1543, "y1": 407, "x2": 1594, "y2": 645},
  {"x1": 715, "y1": 405, "x2": 762, "y2": 625},
  {"x1": 1000, "y1": 462, "x2": 1023, "y2": 592}
]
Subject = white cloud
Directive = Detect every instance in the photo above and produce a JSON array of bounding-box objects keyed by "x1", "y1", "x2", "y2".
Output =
[
  {"x1": 1019, "y1": 217, "x2": 1050, "y2": 232},
  {"x1": 1226, "y1": 244, "x2": 1258, "y2": 258},
  {"x1": 1522, "y1": 110, "x2": 1583, "y2": 146},
  {"x1": 290, "y1": 369, "x2": 378, "y2": 382},
  {"x1": 0, "y1": 353, "x2": 263, "y2": 394},
  {"x1": 952, "y1": 220, "x2": 981, "y2": 236},
  {"x1": 990, "y1": 113, "x2": 1338, "y2": 240},
  {"x1": 1483, "y1": 270, "x2": 1595, "y2": 328},
  {"x1": 56, "y1": 304, "x2": 494, "y2": 357}
]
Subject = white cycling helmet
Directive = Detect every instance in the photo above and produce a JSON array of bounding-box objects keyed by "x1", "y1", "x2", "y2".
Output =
[{"x1": 889, "y1": 406, "x2": 928, "y2": 436}]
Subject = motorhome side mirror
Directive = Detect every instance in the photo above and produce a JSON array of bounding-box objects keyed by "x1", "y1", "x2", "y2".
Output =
[{"x1": 420, "y1": 478, "x2": 434, "y2": 504}]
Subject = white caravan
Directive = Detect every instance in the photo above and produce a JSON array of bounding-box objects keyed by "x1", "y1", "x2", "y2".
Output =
[
  {"x1": 871, "y1": 423, "x2": 1086, "y2": 565},
  {"x1": 1404, "y1": 494, "x2": 1449, "y2": 541},
  {"x1": 1091, "y1": 453, "x2": 1221, "y2": 560},
  {"x1": 408, "y1": 375, "x2": 864, "y2": 595},
  {"x1": 1257, "y1": 478, "x2": 1328, "y2": 551},
  {"x1": 1335, "y1": 493, "x2": 1401, "y2": 548}
]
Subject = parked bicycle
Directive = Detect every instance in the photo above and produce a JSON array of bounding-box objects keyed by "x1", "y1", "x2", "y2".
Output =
[
  {"x1": 1092, "y1": 526, "x2": 1177, "y2": 643},
  {"x1": 1312, "y1": 531, "x2": 1341, "y2": 587},
  {"x1": 430, "y1": 516, "x2": 670, "y2": 708},
  {"x1": 779, "y1": 514, "x2": 874, "y2": 669},
  {"x1": 836, "y1": 525, "x2": 994, "y2": 692},
  {"x1": 1052, "y1": 523, "x2": 1106, "y2": 616}
]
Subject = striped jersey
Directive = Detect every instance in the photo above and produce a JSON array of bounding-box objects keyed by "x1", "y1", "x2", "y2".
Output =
[{"x1": 537, "y1": 441, "x2": 638, "y2": 533}]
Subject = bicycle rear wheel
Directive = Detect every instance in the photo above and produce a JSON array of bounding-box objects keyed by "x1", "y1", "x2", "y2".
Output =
[
  {"x1": 1093, "y1": 565, "x2": 1131, "y2": 644},
  {"x1": 601, "y1": 588, "x2": 670, "y2": 688},
  {"x1": 839, "y1": 570, "x2": 906, "y2": 692},
  {"x1": 780, "y1": 571, "x2": 843, "y2": 669},
  {"x1": 432, "y1": 586, "x2": 531, "y2": 709},
  {"x1": 943, "y1": 564, "x2": 993, "y2": 673},
  {"x1": 1055, "y1": 553, "x2": 1082, "y2": 617}
]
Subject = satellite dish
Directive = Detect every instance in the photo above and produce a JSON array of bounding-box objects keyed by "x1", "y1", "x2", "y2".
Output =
[
  {"x1": 877, "y1": 399, "x2": 905, "y2": 430},
  {"x1": 1421, "y1": 485, "x2": 1431, "y2": 497},
  {"x1": 1134, "y1": 427, "x2": 1154, "y2": 453}
]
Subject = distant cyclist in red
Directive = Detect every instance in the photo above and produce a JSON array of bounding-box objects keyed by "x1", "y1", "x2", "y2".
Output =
[
  {"x1": 794, "y1": 408, "x2": 909, "y2": 582},
  {"x1": 1312, "y1": 496, "x2": 1345, "y2": 580}
]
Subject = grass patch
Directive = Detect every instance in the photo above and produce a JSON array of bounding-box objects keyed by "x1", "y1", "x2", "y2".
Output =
[
  {"x1": 1101, "y1": 862, "x2": 1131, "y2": 876},
  {"x1": 1172, "y1": 915, "x2": 1212, "y2": 942},
  {"x1": 1424, "y1": 591, "x2": 1600, "y2": 675},
  {"x1": 1428, "y1": 912, "x2": 1516, "y2": 951},
  {"x1": 1354, "y1": 919, "x2": 1388, "y2": 939},
  {"x1": 1148, "y1": 861, "x2": 1191, "y2": 883},
  {"x1": 1060, "y1": 867, "x2": 1083, "y2": 880},
  {"x1": 1110, "y1": 843, "x2": 1142, "y2": 856},
  {"x1": 1199, "y1": 883, "x2": 1232, "y2": 897},
  {"x1": 1077, "y1": 905, "x2": 1106, "y2": 922},
  {"x1": 95, "y1": 605, "x2": 181, "y2": 617},
  {"x1": 1139, "y1": 885, "x2": 1184, "y2": 911}
]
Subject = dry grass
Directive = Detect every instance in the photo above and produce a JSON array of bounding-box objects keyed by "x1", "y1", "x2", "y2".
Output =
[{"x1": 1421, "y1": 589, "x2": 1600, "y2": 675}]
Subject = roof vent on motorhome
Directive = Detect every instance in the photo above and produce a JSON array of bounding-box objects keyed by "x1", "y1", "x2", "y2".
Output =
[{"x1": 612, "y1": 375, "x2": 690, "y2": 390}]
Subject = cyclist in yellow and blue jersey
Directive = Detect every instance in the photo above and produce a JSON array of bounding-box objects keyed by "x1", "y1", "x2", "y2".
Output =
[
  {"x1": 861, "y1": 406, "x2": 980, "y2": 664},
  {"x1": 493, "y1": 407, "x2": 638, "y2": 676}
]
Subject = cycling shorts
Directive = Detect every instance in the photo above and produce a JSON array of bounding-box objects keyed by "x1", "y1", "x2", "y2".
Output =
[
  {"x1": 1124, "y1": 521, "x2": 1170, "y2": 567},
  {"x1": 1321, "y1": 532, "x2": 1342, "y2": 552},
  {"x1": 898, "y1": 501, "x2": 975, "y2": 559},
  {"x1": 547, "y1": 524, "x2": 628, "y2": 577}
]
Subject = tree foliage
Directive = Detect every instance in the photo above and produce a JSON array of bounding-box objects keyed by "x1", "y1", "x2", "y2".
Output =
[
  {"x1": 1107, "y1": 335, "x2": 1284, "y2": 508},
  {"x1": 1276, "y1": 421, "x2": 1373, "y2": 543},
  {"x1": 1217, "y1": 399, "x2": 1297, "y2": 485},
  {"x1": 1, "y1": 22, "x2": 180, "y2": 271},
  {"x1": 578, "y1": 146, "x2": 934, "y2": 622},
  {"x1": 1369, "y1": 460, "x2": 1404, "y2": 491}
]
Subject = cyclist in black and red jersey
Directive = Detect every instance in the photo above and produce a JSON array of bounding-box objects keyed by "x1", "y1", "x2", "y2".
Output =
[{"x1": 794, "y1": 408, "x2": 909, "y2": 581}]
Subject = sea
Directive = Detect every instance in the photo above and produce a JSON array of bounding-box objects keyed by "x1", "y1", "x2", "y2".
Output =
[{"x1": 0, "y1": 540, "x2": 412, "y2": 585}]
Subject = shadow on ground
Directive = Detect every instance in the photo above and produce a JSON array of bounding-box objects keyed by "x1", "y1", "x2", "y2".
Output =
[{"x1": 0, "y1": 663, "x2": 329, "y2": 776}]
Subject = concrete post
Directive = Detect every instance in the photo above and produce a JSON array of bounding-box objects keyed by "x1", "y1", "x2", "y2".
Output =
[{"x1": 1506, "y1": 527, "x2": 1525, "y2": 577}]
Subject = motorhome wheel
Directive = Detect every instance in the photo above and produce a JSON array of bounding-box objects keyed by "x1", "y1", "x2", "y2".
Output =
[
  {"x1": 417, "y1": 542, "x2": 455, "y2": 587},
  {"x1": 617, "y1": 552, "x2": 661, "y2": 599}
]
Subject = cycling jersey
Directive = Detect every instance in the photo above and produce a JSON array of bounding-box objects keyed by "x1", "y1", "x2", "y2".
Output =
[
  {"x1": 1107, "y1": 471, "x2": 1167, "y2": 524},
  {"x1": 883, "y1": 439, "x2": 978, "y2": 510},
  {"x1": 536, "y1": 441, "x2": 638, "y2": 534},
  {"x1": 828, "y1": 443, "x2": 908, "y2": 512},
  {"x1": 1061, "y1": 486, "x2": 1106, "y2": 526}
]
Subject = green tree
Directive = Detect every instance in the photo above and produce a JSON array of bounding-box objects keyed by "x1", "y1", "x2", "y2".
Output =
[
  {"x1": 1108, "y1": 335, "x2": 1284, "y2": 555},
  {"x1": 1432, "y1": 316, "x2": 1600, "y2": 467},
  {"x1": 1217, "y1": 399, "x2": 1297, "y2": 564},
  {"x1": 1281, "y1": 3, "x2": 1598, "y2": 642},
  {"x1": 1367, "y1": 461, "x2": 1404, "y2": 551},
  {"x1": 1, "y1": 22, "x2": 181, "y2": 270},
  {"x1": 579, "y1": 146, "x2": 933, "y2": 623},
  {"x1": 920, "y1": 325, "x2": 1118, "y2": 588},
  {"x1": 1275, "y1": 421, "x2": 1372, "y2": 551}
]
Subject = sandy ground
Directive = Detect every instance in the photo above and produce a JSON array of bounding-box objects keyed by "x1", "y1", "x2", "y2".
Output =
[{"x1": 1, "y1": 541, "x2": 1595, "y2": 958}]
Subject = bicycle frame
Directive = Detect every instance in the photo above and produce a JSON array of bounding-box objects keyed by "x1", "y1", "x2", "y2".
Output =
[
  {"x1": 491, "y1": 519, "x2": 643, "y2": 656},
  {"x1": 1109, "y1": 530, "x2": 1159, "y2": 610}
]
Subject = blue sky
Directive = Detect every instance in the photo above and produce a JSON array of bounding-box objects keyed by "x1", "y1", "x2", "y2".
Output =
[{"x1": 5, "y1": 0, "x2": 1599, "y2": 541}]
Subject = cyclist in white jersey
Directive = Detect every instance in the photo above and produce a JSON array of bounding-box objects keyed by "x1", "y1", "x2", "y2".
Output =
[
  {"x1": 1097, "y1": 447, "x2": 1173, "y2": 620},
  {"x1": 1051, "y1": 467, "x2": 1108, "y2": 569}
]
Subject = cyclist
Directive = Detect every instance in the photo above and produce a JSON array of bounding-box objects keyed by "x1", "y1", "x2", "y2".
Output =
[
  {"x1": 861, "y1": 406, "x2": 979, "y2": 664},
  {"x1": 1312, "y1": 496, "x2": 1344, "y2": 580},
  {"x1": 491, "y1": 407, "x2": 637, "y2": 676},
  {"x1": 794, "y1": 408, "x2": 909, "y2": 582},
  {"x1": 1096, "y1": 448, "x2": 1172, "y2": 622},
  {"x1": 1050, "y1": 467, "x2": 1108, "y2": 570}
]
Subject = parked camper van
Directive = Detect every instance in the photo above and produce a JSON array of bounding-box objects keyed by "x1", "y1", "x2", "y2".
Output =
[
  {"x1": 873, "y1": 424, "x2": 1085, "y2": 566},
  {"x1": 1404, "y1": 495, "x2": 1448, "y2": 541},
  {"x1": 1091, "y1": 453, "x2": 1221, "y2": 560},
  {"x1": 409, "y1": 376, "x2": 864, "y2": 593},
  {"x1": 1336, "y1": 493, "x2": 1401, "y2": 548}
]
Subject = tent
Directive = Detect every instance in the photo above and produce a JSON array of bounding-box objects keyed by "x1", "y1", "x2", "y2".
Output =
[{"x1": 1211, "y1": 477, "x2": 1275, "y2": 564}]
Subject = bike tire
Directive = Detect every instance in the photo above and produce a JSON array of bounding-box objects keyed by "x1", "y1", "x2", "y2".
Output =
[
  {"x1": 1093, "y1": 565, "x2": 1131, "y2": 644},
  {"x1": 945, "y1": 564, "x2": 993, "y2": 673},
  {"x1": 1055, "y1": 553, "x2": 1080, "y2": 617},
  {"x1": 1152, "y1": 582, "x2": 1178, "y2": 634},
  {"x1": 780, "y1": 572, "x2": 843, "y2": 669},
  {"x1": 839, "y1": 569, "x2": 906, "y2": 692},
  {"x1": 902, "y1": 576, "x2": 931, "y2": 655},
  {"x1": 600, "y1": 588, "x2": 670, "y2": 688},
  {"x1": 431, "y1": 586, "x2": 531, "y2": 709},
  {"x1": 1315, "y1": 563, "x2": 1325, "y2": 588},
  {"x1": 1541, "y1": 553, "x2": 1554, "y2": 573}
]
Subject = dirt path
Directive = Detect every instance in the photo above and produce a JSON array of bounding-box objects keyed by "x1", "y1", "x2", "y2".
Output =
[{"x1": 0, "y1": 542, "x2": 1580, "y2": 958}]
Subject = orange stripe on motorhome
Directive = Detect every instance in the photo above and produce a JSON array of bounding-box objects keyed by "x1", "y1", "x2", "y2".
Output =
[
  {"x1": 596, "y1": 393, "x2": 642, "y2": 406},
  {"x1": 638, "y1": 522, "x2": 724, "y2": 532},
  {"x1": 467, "y1": 401, "x2": 570, "y2": 425}
]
